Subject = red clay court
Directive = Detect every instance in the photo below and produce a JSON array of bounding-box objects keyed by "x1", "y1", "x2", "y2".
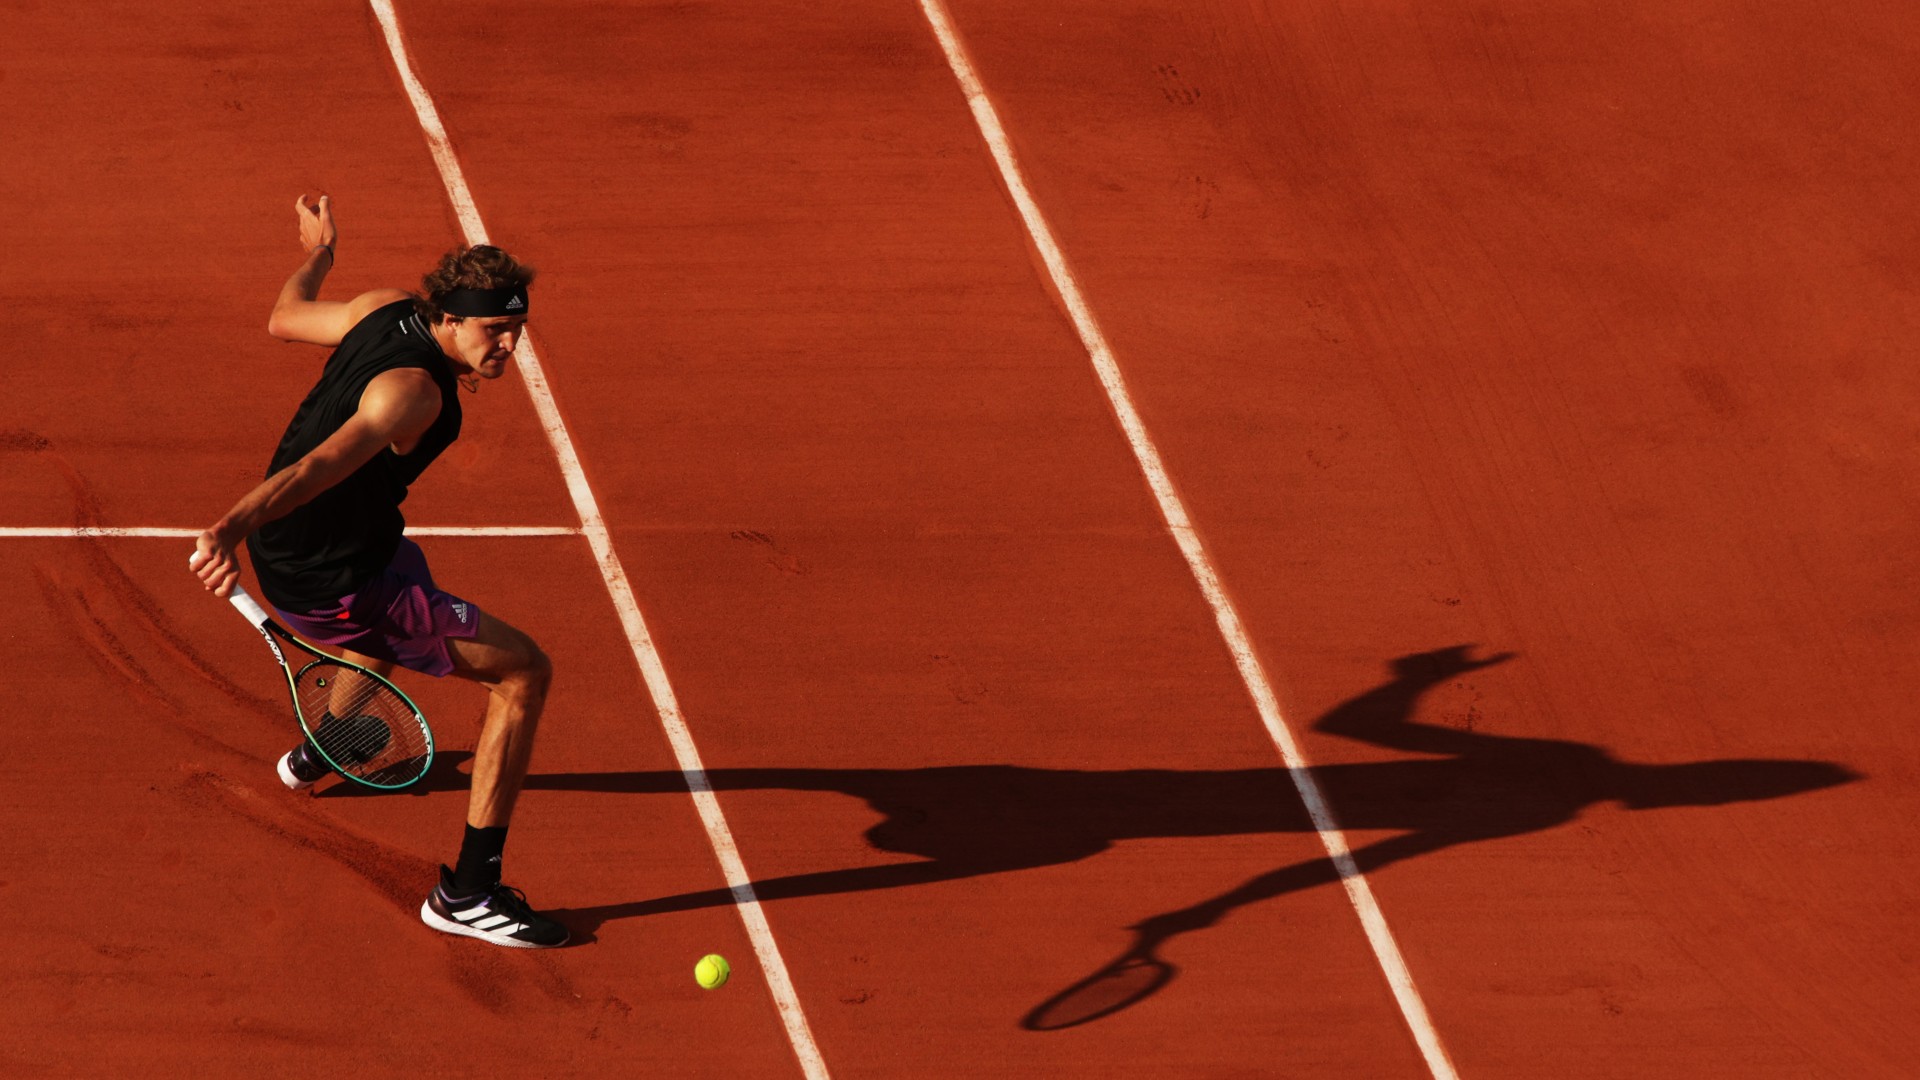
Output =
[{"x1": 6, "y1": 1, "x2": 1917, "y2": 1076}]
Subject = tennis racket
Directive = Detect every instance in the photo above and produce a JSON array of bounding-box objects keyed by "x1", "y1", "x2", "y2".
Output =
[{"x1": 224, "y1": 582, "x2": 434, "y2": 790}]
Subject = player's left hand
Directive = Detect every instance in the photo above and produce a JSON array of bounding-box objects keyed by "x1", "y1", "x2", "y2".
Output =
[
  {"x1": 296, "y1": 194, "x2": 338, "y2": 254},
  {"x1": 190, "y1": 531, "x2": 241, "y2": 598}
]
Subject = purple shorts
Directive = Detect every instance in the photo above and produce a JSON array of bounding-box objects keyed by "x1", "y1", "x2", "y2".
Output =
[{"x1": 275, "y1": 538, "x2": 481, "y2": 678}]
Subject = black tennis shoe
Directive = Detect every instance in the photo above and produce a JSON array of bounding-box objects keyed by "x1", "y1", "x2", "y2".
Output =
[{"x1": 419, "y1": 866, "x2": 570, "y2": 949}]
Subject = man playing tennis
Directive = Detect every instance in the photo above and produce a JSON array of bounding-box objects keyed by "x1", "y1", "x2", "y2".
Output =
[{"x1": 190, "y1": 195, "x2": 567, "y2": 949}]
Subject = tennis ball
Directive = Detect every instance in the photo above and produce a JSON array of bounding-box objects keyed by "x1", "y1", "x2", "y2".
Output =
[{"x1": 695, "y1": 953, "x2": 731, "y2": 990}]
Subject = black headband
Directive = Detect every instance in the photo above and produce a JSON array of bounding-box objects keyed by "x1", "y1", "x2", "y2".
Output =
[{"x1": 436, "y1": 286, "x2": 528, "y2": 318}]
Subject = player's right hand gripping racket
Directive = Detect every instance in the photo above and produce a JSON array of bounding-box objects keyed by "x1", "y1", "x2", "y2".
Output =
[{"x1": 225, "y1": 583, "x2": 434, "y2": 790}]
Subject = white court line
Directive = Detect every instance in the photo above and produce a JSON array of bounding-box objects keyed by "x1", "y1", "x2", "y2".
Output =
[
  {"x1": 0, "y1": 526, "x2": 580, "y2": 539},
  {"x1": 913, "y1": 3, "x2": 1459, "y2": 1077},
  {"x1": 365, "y1": 3, "x2": 830, "y2": 1077}
]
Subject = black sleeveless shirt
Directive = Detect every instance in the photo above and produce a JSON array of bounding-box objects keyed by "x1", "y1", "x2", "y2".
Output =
[{"x1": 246, "y1": 301, "x2": 463, "y2": 611}]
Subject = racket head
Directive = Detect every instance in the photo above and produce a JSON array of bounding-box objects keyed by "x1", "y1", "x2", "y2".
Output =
[{"x1": 291, "y1": 656, "x2": 434, "y2": 790}]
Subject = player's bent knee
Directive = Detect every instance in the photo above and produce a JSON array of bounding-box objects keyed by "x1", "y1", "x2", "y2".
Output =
[
  {"x1": 526, "y1": 638, "x2": 553, "y2": 679},
  {"x1": 518, "y1": 638, "x2": 553, "y2": 688},
  {"x1": 499, "y1": 640, "x2": 552, "y2": 701}
]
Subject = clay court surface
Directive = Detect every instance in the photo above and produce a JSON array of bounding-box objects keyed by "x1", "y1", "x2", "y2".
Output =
[{"x1": 6, "y1": 1, "x2": 1918, "y2": 1075}]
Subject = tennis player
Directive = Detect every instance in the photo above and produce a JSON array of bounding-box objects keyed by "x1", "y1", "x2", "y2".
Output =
[{"x1": 190, "y1": 195, "x2": 567, "y2": 949}]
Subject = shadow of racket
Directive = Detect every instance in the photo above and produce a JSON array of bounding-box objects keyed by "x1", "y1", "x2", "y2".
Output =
[{"x1": 1022, "y1": 932, "x2": 1178, "y2": 1031}]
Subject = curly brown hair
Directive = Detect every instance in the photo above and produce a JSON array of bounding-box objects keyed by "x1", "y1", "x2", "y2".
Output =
[{"x1": 413, "y1": 244, "x2": 536, "y2": 322}]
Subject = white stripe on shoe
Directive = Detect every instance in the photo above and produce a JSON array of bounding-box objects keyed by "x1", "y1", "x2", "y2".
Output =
[{"x1": 418, "y1": 902, "x2": 555, "y2": 949}]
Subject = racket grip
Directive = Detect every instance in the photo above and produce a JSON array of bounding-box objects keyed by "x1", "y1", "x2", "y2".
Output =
[{"x1": 227, "y1": 585, "x2": 274, "y2": 628}]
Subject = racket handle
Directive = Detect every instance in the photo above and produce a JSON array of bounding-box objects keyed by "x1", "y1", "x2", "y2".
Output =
[{"x1": 227, "y1": 585, "x2": 274, "y2": 628}]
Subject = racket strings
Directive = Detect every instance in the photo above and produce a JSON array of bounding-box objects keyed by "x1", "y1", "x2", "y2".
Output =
[{"x1": 293, "y1": 662, "x2": 430, "y2": 785}]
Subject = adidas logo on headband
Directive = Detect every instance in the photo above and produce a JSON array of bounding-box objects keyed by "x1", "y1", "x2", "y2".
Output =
[{"x1": 506, "y1": 296, "x2": 525, "y2": 311}]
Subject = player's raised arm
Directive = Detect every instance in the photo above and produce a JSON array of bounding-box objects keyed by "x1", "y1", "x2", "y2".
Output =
[{"x1": 265, "y1": 195, "x2": 409, "y2": 346}]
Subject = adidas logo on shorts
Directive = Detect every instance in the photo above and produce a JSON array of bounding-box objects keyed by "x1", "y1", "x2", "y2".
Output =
[{"x1": 452, "y1": 602, "x2": 471, "y2": 623}]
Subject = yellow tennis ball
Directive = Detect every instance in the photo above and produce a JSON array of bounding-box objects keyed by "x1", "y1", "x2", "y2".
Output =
[{"x1": 695, "y1": 954, "x2": 731, "y2": 990}]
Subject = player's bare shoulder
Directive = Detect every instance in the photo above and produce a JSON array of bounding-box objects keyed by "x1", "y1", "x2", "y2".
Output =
[
  {"x1": 343, "y1": 288, "x2": 415, "y2": 330},
  {"x1": 364, "y1": 364, "x2": 443, "y2": 408},
  {"x1": 359, "y1": 365, "x2": 445, "y2": 448}
]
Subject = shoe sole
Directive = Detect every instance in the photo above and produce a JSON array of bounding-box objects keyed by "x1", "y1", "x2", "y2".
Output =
[
  {"x1": 277, "y1": 752, "x2": 317, "y2": 792},
  {"x1": 419, "y1": 900, "x2": 568, "y2": 949}
]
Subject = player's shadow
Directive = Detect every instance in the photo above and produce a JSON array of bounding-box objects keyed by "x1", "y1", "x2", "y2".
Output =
[
  {"x1": 314, "y1": 748, "x2": 476, "y2": 797},
  {"x1": 404, "y1": 646, "x2": 1860, "y2": 1023}
]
